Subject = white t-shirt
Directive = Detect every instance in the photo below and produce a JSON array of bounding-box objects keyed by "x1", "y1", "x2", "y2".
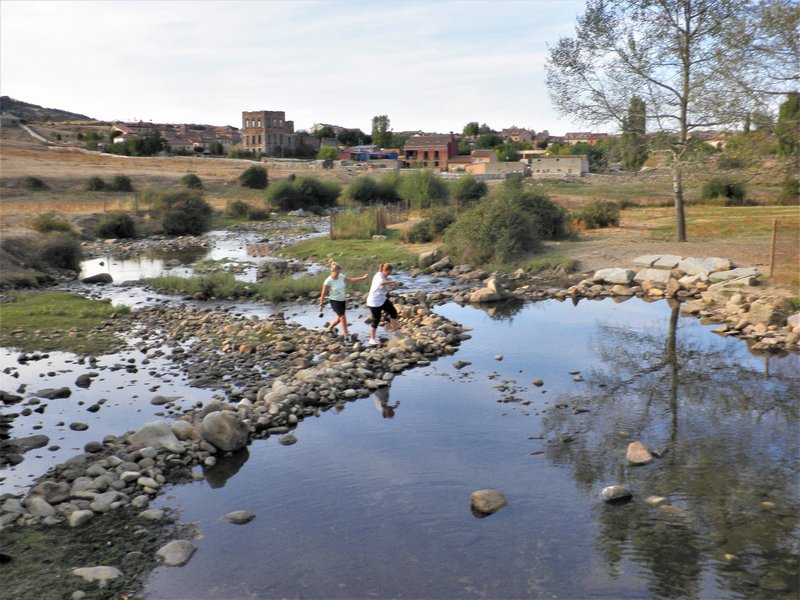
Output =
[
  {"x1": 366, "y1": 272, "x2": 389, "y2": 307},
  {"x1": 323, "y1": 274, "x2": 346, "y2": 301}
]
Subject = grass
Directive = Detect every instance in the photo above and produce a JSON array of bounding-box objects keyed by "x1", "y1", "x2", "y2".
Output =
[
  {"x1": 145, "y1": 271, "x2": 331, "y2": 301},
  {"x1": 0, "y1": 291, "x2": 130, "y2": 354},
  {"x1": 281, "y1": 234, "x2": 418, "y2": 272}
]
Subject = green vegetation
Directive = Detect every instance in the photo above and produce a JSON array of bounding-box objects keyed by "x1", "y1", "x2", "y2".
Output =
[
  {"x1": 109, "y1": 174, "x2": 134, "y2": 192},
  {"x1": 151, "y1": 190, "x2": 213, "y2": 235},
  {"x1": 104, "y1": 130, "x2": 164, "y2": 157},
  {"x1": 0, "y1": 291, "x2": 129, "y2": 353},
  {"x1": 238, "y1": 164, "x2": 269, "y2": 189},
  {"x1": 444, "y1": 179, "x2": 567, "y2": 265},
  {"x1": 181, "y1": 173, "x2": 204, "y2": 189},
  {"x1": 265, "y1": 175, "x2": 340, "y2": 211},
  {"x1": 86, "y1": 175, "x2": 106, "y2": 191},
  {"x1": 282, "y1": 236, "x2": 417, "y2": 272},
  {"x1": 402, "y1": 208, "x2": 457, "y2": 243},
  {"x1": 23, "y1": 176, "x2": 49, "y2": 191},
  {"x1": 31, "y1": 212, "x2": 74, "y2": 234},
  {"x1": 700, "y1": 177, "x2": 749, "y2": 206},
  {"x1": 779, "y1": 178, "x2": 799, "y2": 205},
  {"x1": 341, "y1": 175, "x2": 399, "y2": 206},
  {"x1": 95, "y1": 212, "x2": 137, "y2": 239},
  {"x1": 145, "y1": 271, "x2": 327, "y2": 302},
  {"x1": 398, "y1": 169, "x2": 449, "y2": 210},
  {"x1": 0, "y1": 235, "x2": 85, "y2": 289},
  {"x1": 331, "y1": 208, "x2": 385, "y2": 239},
  {"x1": 449, "y1": 174, "x2": 488, "y2": 209},
  {"x1": 317, "y1": 146, "x2": 339, "y2": 160},
  {"x1": 572, "y1": 201, "x2": 621, "y2": 229}
]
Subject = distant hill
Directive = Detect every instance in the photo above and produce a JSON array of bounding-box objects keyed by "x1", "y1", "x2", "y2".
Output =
[{"x1": 0, "y1": 96, "x2": 94, "y2": 122}]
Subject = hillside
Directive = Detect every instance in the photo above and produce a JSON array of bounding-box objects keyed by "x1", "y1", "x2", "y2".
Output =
[{"x1": 0, "y1": 96, "x2": 93, "y2": 122}]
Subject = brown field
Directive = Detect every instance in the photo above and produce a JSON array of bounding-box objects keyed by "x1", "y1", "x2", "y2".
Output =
[{"x1": 2, "y1": 127, "x2": 798, "y2": 293}]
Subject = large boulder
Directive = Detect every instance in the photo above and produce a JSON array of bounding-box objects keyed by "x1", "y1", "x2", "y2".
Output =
[
  {"x1": 708, "y1": 267, "x2": 760, "y2": 283},
  {"x1": 594, "y1": 268, "x2": 635, "y2": 285},
  {"x1": 81, "y1": 273, "x2": 113, "y2": 285},
  {"x1": 747, "y1": 298, "x2": 794, "y2": 327},
  {"x1": 418, "y1": 249, "x2": 444, "y2": 269},
  {"x1": 469, "y1": 276, "x2": 514, "y2": 304},
  {"x1": 634, "y1": 268, "x2": 672, "y2": 284},
  {"x1": 128, "y1": 421, "x2": 185, "y2": 454},
  {"x1": 678, "y1": 257, "x2": 732, "y2": 276},
  {"x1": 201, "y1": 410, "x2": 249, "y2": 452}
]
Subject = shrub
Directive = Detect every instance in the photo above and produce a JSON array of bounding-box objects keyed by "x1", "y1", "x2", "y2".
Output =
[
  {"x1": 265, "y1": 176, "x2": 341, "y2": 211},
  {"x1": 95, "y1": 212, "x2": 136, "y2": 239},
  {"x1": 398, "y1": 169, "x2": 450, "y2": 210},
  {"x1": 181, "y1": 173, "x2": 203, "y2": 189},
  {"x1": 36, "y1": 233, "x2": 83, "y2": 271},
  {"x1": 700, "y1": 177, "x2": 747, "y2": 205},
  {"x1": 294, "y1": 175, "x2": 341, "y2": 208},
  {"x1": 342, "y1": 176, "x2": 400, "y2": 206},
  {"x1": 573, "y1": 201, "x2": 620, "y2": 229},
  {"x1": 265, "y1": 180, "x2": 304, "y2": 211},
  {"x1": 152, "y1": 190, "x2": 213, "y2": 235},
  {"x1": 109, "y1": 174, "x2": 134, "y2": 192},
  {"x1": 717, "y1": 155, "x2": 745, "y2": 170},
  {"x1": 403, "y1": 208, "x2": 457, "y2": 243},
  {"x1": 226, "y1": 199, "x2": 251, "y2": 219},
  {"x1": 444, "y1": 181, "x2": 565, "y2": 265},
  {"x1": 24, "y1": 176, "x2": 49, "y2": 191},
  {"x1": 449, "y1": 174, "x2": 488, "y2": 207},
  {"x1": 31, "y1": 212, "x2": 74, "y2": 234},
  {"x1": 246, "y1": 207, "x2": 270, "y2": 221},
  {"x1": 238, "y1": 165, "x2": 268, "y2": 189},
  {"x1": 331, "y1": 208, "x2": 384, "y2": 239},
  {"x1": 86, "y1": 176, "x2": 106, "y2": 191},
  {"x1": 778, "y1": 178, "x2": 799, "y2": 205}
]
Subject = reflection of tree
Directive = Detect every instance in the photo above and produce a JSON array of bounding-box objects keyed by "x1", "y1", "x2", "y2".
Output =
[
  {"x1": 469, "y1": 298, "x2": 526, "y2": 320},
  {"x1": 541, "y1": 301, "x2": 800, "y2": 597}
]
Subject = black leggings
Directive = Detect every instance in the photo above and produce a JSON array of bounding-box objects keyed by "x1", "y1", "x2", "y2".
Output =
[{"x1": 369, "y1": 300, "x2": 398, "y2": 328}]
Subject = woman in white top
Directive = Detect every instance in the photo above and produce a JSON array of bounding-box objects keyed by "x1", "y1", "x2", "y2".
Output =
[
  {"x1": 366, "y1": 262, "x2": 400, "y2": 346},
  {"x1": 318, "y1": 262, "x2": 367, "y2": 338}
]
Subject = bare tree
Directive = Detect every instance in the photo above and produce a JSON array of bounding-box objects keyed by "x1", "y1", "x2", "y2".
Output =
[{"x1": 545, "y1": 0, "x2": 793, "y2": 242}]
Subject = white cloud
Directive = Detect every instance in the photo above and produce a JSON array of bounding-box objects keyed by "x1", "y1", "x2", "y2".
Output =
[{"x1": 1, "y1": 0, "x2": 589, "y2": 134}]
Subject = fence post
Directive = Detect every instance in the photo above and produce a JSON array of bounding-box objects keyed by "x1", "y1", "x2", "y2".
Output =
[{"x1": 769, "y1": 218, "x2": 777, "y2": 277}]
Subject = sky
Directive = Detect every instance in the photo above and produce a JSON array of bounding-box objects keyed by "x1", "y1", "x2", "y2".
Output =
[{"x1": 1, "y1": 0, "x2": 592, "y2": 135}]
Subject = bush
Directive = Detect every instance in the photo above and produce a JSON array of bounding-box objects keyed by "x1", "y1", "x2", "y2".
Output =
[
  {"x1": 86, "y1": 176, "x2": 106, "y2": 191},
  {"x1": 444, "y1": 181, "x2": 566, "y2": 265},
  {"x1": 573, "y1": 201, "x2": 620, "y2": 229},
  {"x1": 95, "y1": 212, "x2": 136, "y2": 239},
  {"x1": 778, "y1": 178, "x2": 799, "y2": 205},
  {"x1": 181, "y1": 173, "x2": 203, "y2": 189},
  {"x1": 36, "y1": 233, "x2": 83, "y2": 271},
  {"x1": 403, "y1": 208, "x2": 457, "y2": 243},
  {"x1": 265, "y1": 176, "x2": 341, "y2": 211},
  {"x1": 331, "y1": 208, "x2": 384, "y2": 239},
  {"x1": 717, "y1": 155, "x2": 745, "y2": 170},
  {"x1": 152, "y1": 190, "x2": 213, "y2": 236},
  {"x1": 700, "y1": 177, "x2": 748, "y2": 205},
  {"x1": 342, "y1": 176, "x2": 399, "y2": 206},
  {"x1": 449, "y1": 174, "x2": 488, "y2": 207},
  {"x1": 31, "y1": 212, "x2": 74, "y2": 234},
  {"x1": 109, "y1": 175, "x2": 134, "y2": 192},
  {"x1": 398, "y1": 169, "x2": 450, "y2": 210},
  {"x1": 225, "y1": 199, "x2": 252, "y2": 219},
  {"x1": 238, "y1": 165, "x2": 268, "y2": 189},
  {"x1": 246, "y1": 207, "x2": 270, "y2": 221},
  {"x1": 24, "y1": 176, "x2": 49, "y2": 191}
]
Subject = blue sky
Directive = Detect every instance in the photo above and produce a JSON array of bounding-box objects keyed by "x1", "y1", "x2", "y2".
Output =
[{"x1": 1, "y1": 0, "x2": 591, "y2": 135}]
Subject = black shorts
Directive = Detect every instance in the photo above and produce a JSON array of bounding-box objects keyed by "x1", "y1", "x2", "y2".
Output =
[
  {"x1": 369, "y1": 300, "x2": 397, "y2": 327},
  {"x1": 329, "y1": 299, "x2": 346, "y2": 316}
]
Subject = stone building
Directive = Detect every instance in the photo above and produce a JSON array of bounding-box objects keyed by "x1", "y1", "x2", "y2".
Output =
[
  {"x1": 401, "y1": 133, "x2": 459, "y2": 170},
  {"x1": 241, "y1": 110, "x2": 297, "y2": 156}
]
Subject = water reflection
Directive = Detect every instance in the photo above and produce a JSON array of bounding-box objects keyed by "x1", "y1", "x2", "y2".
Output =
[
  {"x1": 541, "y1": 302, "x2": 800, "y2": 598},
  {"x1": 203, "y1": 448, "x2": 250, "y2": 489},
  {"x1": 372, "y1": 387, "x2": 400, "y2": 418}
]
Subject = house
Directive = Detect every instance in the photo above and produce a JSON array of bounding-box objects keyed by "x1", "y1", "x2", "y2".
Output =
[
  {"x1": 563, "y1": 132, "x2": 609, "y2": 145},
  {"x1": 401, "y1": 133, "x2": 459, "y2": 170},
  {"x1": 241, "y1": 110, "x2": 298, "y2": 156},
  {"x1": 525, "y1": 154, "x2": 589, "y2": 177},
  {"x1": 446, "y1": 149, "x2": 499, "y2": 173},
  {"x1": 500, "y1": 126, "x2": 533, "y2": 143}
]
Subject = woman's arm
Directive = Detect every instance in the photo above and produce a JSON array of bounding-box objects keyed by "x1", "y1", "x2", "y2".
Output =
[
  {"x1": 345, "y1": 274, "x2": 369, "y2": 284},
  {"x1": 318, "y1": 283, "x2": 328, "y2": 307}
]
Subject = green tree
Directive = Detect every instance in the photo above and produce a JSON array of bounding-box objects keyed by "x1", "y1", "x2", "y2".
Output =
[
  {"x1": 398, "y1": 169, "x2": 449, "y2": 210},
  {"x1": 476, "y1": 132, "x2": 503, "y2": 149},
  {"x1": 546, "y1": 0, "x2": 784, "y2": 242},
  {"x1": 312, "y1": 125, "x2": 335, "y2": 140},
  {"x1": 449, "y1": 174, "x2": 488, "y2": 210},
  {"x1": 337, "y1": 128, "x2": 366, "y2": 146},
  {"x1": 317, "y1": 146, "x2": 339, "y2": 160},
  {"x1": 621, "y1": 96, "x2": 647, "y2": 171},
  {"x1": 462, "y1": 122, "x2": 480, "y2": 136},
  {"x1": 208, "y1": 141, "x2": 225, "y2": 156},
  {"x1": 371, "y1": 115, "x2": 392, "y2": 148},
  {"x1": 238, "y1": 165, "x2": 268, "y2": 189},
  {"x1": 775, "y1": 92, "x2": 799, "y2": 158}
]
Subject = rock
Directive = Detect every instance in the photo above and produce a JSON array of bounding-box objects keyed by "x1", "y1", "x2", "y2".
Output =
[
  {"x1": 138, "y1": 508, "x2": 165, "y2": 521},
  {"x1": 278, "y1": 433, "x2": 297, "y2": 446},
  {"x1": 156, "y1": 540, "x2": 197, "y2": 567},
  {"x1": 634, "y1": 268, "x2": 672, "y2": 284},
  {"x1": 128, "y1": 421, "x2": 185, "y2": 453},
  {"x1": 708, "y1": 267, "x2": 759, "y2": 282},
  {"x1": 632, "y1": 255, "x2": 660, "y2": 268},
  {"x1": 81, "y1": 273, "x2": 114, "y2": 285},
  {"x1": 470, "y1": 489, "x2": 508, "y2": 515},
  {"x1": 24, "y1": 495, "x2": 56, "y2": 517},
  {"x1": 68, "y1": 510, "x2": 94, "y2": 528},
  {"x1": 35, "y1": 387, "x2": 71, "y2": 399},
  {"x1": 201, "y1": 410, "x2": 249, "y2": 452},
  {"x1": 221, "y1": 510, "x2": 255, "y2": 524},
  {"x1": 626, "y1": 441, "x2": 653, "y2": 465},
  {"x1": 72, "y1": 566, "x2": 122, "y2": 587},
  {"x1": 747, "y1": 298, "x2": 794, "y2": 327},
  {"x1": 594, "y1": 268, "x2": 635, "y2": 285},
  {"x1": 601, "y1": 485, "x2": 633, "y2": 503},
  {"x1": 418, "y1": 249, "x2": 443, "y2": 268},
  {"x1": 30, "y1": 480, "x2": 70, "y2": 504},
  {"x1": 678, "y1": 257, "x2": 731, "y2": 276},
  {"x1": 74, "y1": 374, "x2": 93, "y2": 388},
  {"x1": 429, "y1": 256, "x2": 453, "y2": 272},
  {"x1": 651, "y1": 255, "x2": 683, "y2": 268}
]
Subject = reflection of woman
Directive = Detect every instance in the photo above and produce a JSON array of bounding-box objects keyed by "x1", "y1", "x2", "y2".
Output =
[
  {"x1": 318, "y1": 262, "x2": 368, "y2": 339},
  {"x1": 373, "y1": 386, "x2": 399, "y2": 418},
  {"x1": 366, "y1": 262, "x2": 400, "y2": 346}
]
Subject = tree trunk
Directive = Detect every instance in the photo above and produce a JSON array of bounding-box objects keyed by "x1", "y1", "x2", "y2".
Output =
[{"x1": 671, "y1": 152, "x2": 687, "y2": 242}]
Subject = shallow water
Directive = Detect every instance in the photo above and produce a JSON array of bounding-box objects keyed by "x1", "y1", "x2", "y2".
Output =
[{"x1": 135, "y1": 298, "x2": 800, "y2": 599}]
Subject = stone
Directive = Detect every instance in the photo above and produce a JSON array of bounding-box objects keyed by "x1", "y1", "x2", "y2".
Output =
[
  {"x1": 68, "y1": 510, "x2": 94, "y2": 528},
  {"x1": 418, "y1": 249, "x2": 443, "y2": 269},
  {"x1": 747, "y1": 298, "x2": 794, "y2": 327},
  {"x1": 594, "y1": 268, "x2": 635, "y2": 285},
  {"x1": 30, "y1": 480, "x2": 70, "y2": 504},
  {"x1": 201, "y1": 410, "x2": 249, "y2": 452},
  {"x1": 72, "y1": 566, "x2": 122, "y2": 587},
  {"x1": 35, "y1": 387, "x2": 71, "y2": 399},
  {"x1": 652, "y1": 255, "x2": 683, "y2": 269},
  {"x1": 601, "y1": 485, "x2": 633, "y2": 503},
  {"x1": 429, "y1": 256, "x2": 453, "y2": 272},
  {"x1": 81, "y1": 273, "x2": 114, "y2": 285},
  {"x1": 156, "y1": 540, "x2": 197, "y2": 567},
  {"x1": 634, "y1": 268, "x2": 672, "y2": 284},
  {"x1": 632, "y1": 255, "x2": 660, "y2": 268},
  {"x1": 708, "y1": 267, "x2": 760, "y2": 283},
  {"x1": 678, "y1": 257, "x2": 732, "y2": 276},
  {"x1": 128, "y1": 421, "x2": 185, "y2": 454},
  {"x1": 24, "y1": 495, "x2": 56, "y2": 517},
  {"x1": 470, "y1": 489, "x2": 508, "y2": 515},
  {"x1": 221, "y1": 510, "x2": 256, "y2": 524},
  {"x1": 626, "y1": 441, "x2": 653, "y2": 465},
  {"x1": 74, "y1": 374, "x2": 93, "y2": 388}
]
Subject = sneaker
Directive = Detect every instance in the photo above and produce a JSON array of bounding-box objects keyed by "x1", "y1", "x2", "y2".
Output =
[{"x1": 368, "y1": 338, "x2": 380, "y2": 346}]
